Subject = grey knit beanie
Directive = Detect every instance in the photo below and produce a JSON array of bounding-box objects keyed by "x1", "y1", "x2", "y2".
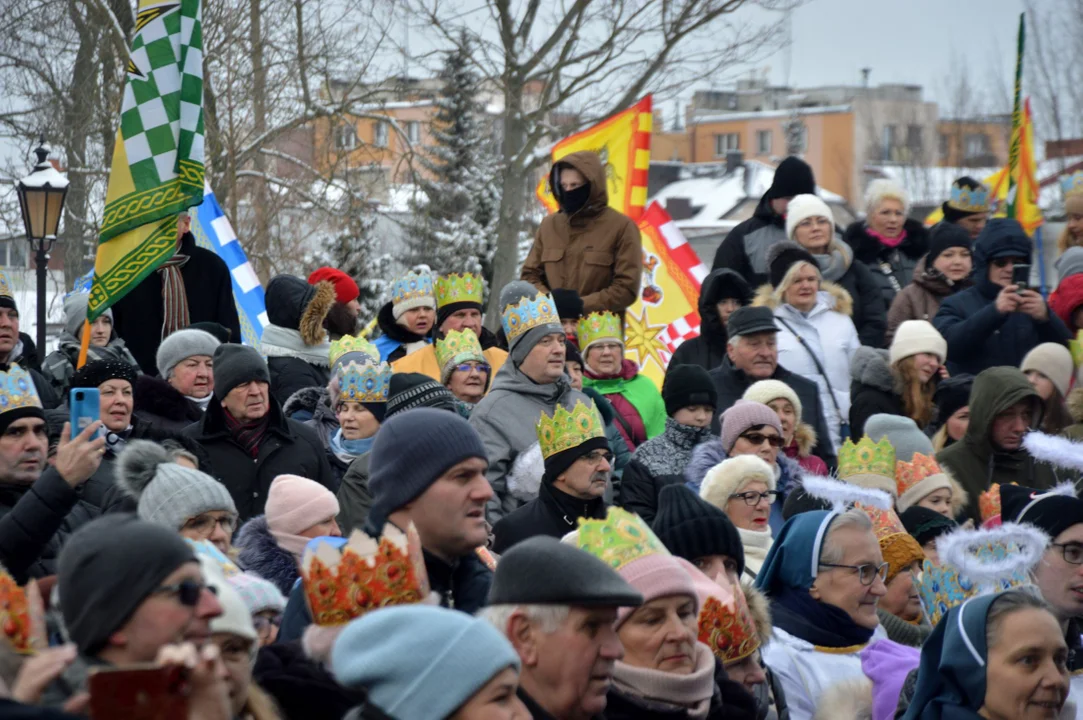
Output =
[
  {"x1": 62, "y1": 293, "x2": 112, "y2": 338},
  {"x1": 499, "y1": 281, "x2": 563, "y2": 364},
  {"x1": 212, "y1": 343, "x2": 270, "y2": 400},
  {"x1": 365, "y1": 408, "x2": 487, "y2": 535},
  {"x1": 863, "y1": 414, "x2": 933, "y2": 462},
  {"x1": 156, "y1": 329, "x2": 221, "y2": 379},
  {"x1": 1056, "y1": 246, "x2": 1083, "y2": 281},
  {"x1": 115, "y1": 439, "x2": 237, "y2": 530}
]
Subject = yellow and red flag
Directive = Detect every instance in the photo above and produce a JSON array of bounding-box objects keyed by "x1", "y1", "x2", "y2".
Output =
[
  {"x1": 536, "y1": 96, "x2": 652, "y2": 221},
  {"x1": 623, "y1": 202, "x2": 709, "y2": 388}
]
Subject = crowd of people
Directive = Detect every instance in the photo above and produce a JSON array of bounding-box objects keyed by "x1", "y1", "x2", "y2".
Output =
[{"x1": 1, "y1": 153, "x2": 1083, "y2": 720}]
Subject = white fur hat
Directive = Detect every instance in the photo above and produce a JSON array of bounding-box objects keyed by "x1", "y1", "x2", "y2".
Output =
[
  {"x1": 785, "y1": 194, "x2": 835, "y2": 242},
  {"x1": 699, "y1": 455, "x2": 776, "y2": 511},
  {"x1": 890, "y1": 320, "x2": 947, "y2": 366},
  {"x1": 742, "y1": 379, "x2": 802, "y2": 420}
]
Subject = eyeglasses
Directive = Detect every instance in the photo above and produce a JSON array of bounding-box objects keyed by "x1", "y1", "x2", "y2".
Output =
[
  {"x1": 579, "y1": 449, "x2": 614, "y2": 465},
  {"x1": 818, "y1": 562, "x2": 889, "y2": 586},
  {"x1": 151, "y1": 579, "x2": 214, "y2": 607},
  {"x1": 1052, "y1": 542, "x2": 1083, "y2": 565},
  {"x1": 991, "y1": 257, "x2": 1028, "y2": 268},
  {"x1": 593, "y1": 343, "x2": 623, "y2": 353},
  {"x1": 455, "y1": 363, "x2": 491, "y2": 375},
  {"x1": 183, "y1": 514, "x2": 236, "y2": 536},
  {"x1": 253, "y1": 614, "x2": 283, "y2": 635},
  {"x1": 739, "y1": 432, "x2": 784, "y2": 448},
  {"x1": 730, "y1": 490, "x2": 778, "y2": 506}
]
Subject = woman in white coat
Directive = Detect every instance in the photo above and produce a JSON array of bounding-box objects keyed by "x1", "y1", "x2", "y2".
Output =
[{"x1": 754, "y1": 239, "x2": 860, "y2": 451}]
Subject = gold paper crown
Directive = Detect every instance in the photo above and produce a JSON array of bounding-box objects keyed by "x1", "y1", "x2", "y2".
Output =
[
  {"x1": 0, "y1": 569, "x2": 42, "y2": 654},
  {"x1": 0, "y1": 366, "x2": 42, "y2": 415},
  {"x1": 434, "y1": 328, "x2": 485, "y2": 371},
  {"x1": 576, "y1": 507, "x2": 669, "y2": 571},
  {"x1": 699, "y1": 590, "x2": 760, "y2": 664},
  {"x1": 895, "y1": 453, "x2": 945, "y2": 498},
  {"x1": 501, "y1": 292, "x2": 560, "y2": 344},
  {"x1": 329, "y1": 334, "x2": 379, "y2": 368},
  {"x1": 577, "y1": 311, "x2": 623, "y2": 350},
  {"x1": 536, "y1": 399, "x2": 607, "y2": 460},
  {"x1": 334, "y1": 359, "x2": 392, "y2": 404},
  {"x1": 301, "y1": 526, "x2": 430, "y2": 626},
  {"x1": 980, "y1": 483, "x2": 1002, "y2": 525},
  {"x1": 838, "y1": 437, "x2": 895, "y2": 483},
  {"x1": 435, "y1": 273, "x2": 483, "y2": 308},
  {"x1": 947, "y1": 181, "x2": 991, "y2": 213}
]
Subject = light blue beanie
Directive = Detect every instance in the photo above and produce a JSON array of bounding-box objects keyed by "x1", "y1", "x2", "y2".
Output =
[{"x1": 331, "y1": 605, "x2": 520, "y2": 719}]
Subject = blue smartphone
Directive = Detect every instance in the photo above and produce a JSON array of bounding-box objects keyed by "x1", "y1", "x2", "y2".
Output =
[{"x1": 70, "y1": 388, "x2": 100, "y2": 439}]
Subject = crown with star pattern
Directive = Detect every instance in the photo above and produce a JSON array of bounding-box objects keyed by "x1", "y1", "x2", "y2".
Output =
[
  {"x1": 501, "y1": 291, "x2": 560, "y2": 344},
  {"x1": 0, "y1": 366, "x2": 42, "y2": 416},
  {"x1": 947, "y1": 180, "x2": 991, "y2": 213},
  {"x1": 577, "y1": 311, "x2": 623, "y2": 350},
  {"x1": 391, "y1": 270, "x2": 435, "y2": 307},
  {"x1": 435, "y1": 273, "x2": 483, "y2": 308},
  {"x1": 333, "y1": 359, "x2": 391, "y2": 405},
  {"x1": 838, "y1": 436, "x2": 896, "y2": 492},
  {"x1": 1061, "y1": 170, "x2": 1083, "y2": 198},
  {"x1": 434, "y1": 328, "x2": 485, "y2": 371},
  {"x1": 576, "y1": 507, "x2": 670, "y2": 572},
  {"x1": 536, "y1": 399, "x2": 606, "y2": 460},
  {"x1": 329, "y1": 334, "x2": 379, "y2": 369}
]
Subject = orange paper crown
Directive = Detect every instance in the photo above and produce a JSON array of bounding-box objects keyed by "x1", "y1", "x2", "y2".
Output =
[
  {"x1": 896, "y1": 453, "x2": 944, "y2": 497},
  {"x1": 301, "y1": 526, "x2": 430, "y2": 626},
  {"x1": 0, "y1": 570, "x2": 43, "y2": 654},
  {"x1": 856, "y1": 502, "x2": 907, "y2": 544},
  {"x1": 698, "y1": 588, "x2": 760, "y2": 664},
  {"x1": 980, "y1": 484, "x2": 1002, "y2": 526}
]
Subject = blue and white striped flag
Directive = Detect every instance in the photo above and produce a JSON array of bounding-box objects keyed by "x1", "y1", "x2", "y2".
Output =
[{"x1": 189, "y1": 182, "x2": 267, "y2": 346}]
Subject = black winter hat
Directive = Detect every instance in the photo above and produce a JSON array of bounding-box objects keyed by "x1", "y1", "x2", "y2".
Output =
[
  {"x1": 662, "y1": 364, "x2": 717, "y2": 416},
  {"x1": 766, "y1": 156, "x2": 815, "y2": 200},
  {"x1": 385, "y1": 373, "x2": 457, "y2": 418},
  {"x1": 71, "y1": 359, "x2": 138, "y2": 390},
  {"x1": 488, "y1": 536, "x2": 644, "y2": 607},
  {"x1": 564, "y1": 339, "x2": 583, "y2": 368},
  {"x1": 652, "y1": 485, "x2": 745, "y2": 576},
  {"x1": 926, "y1": 222, "x2": 973, "y2": 265},
  {"x1": 552, "y1": 288, "x2": 584, "y2": 320},
  {"x1": 703, "y1": 269, "x2": 752, "y2": 306},
  {"x1": 1000, "y1": 484, "x2": 1083, "y2": 540},
  {"x1": 900, "y1": 506, "x2": 958, "y2": 547},
  {"x1": 767, "y1": 241, "x2": 819, "y2": 288},
  {"x1": 212, "y1": 343, "x2": 270, "y2": 400},
  {"x1": 930, "y1": 373, "x2": 975, "y2": 434}
]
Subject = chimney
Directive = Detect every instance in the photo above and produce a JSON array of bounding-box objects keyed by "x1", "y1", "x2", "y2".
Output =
[
  {"x1": 726, "y1": 149, "x2": 744, "y2": 176},
  {"x1": 861, "y1": 67, "x2": 871, "y2": 88}
]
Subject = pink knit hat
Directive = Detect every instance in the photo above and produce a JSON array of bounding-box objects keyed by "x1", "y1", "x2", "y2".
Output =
[
  {"x1": 615, "y1": 554, "x2": 698, "y2": 628},
  {"x1": 720, "y1": 400, "x2": 783, "y2": 453},
  {"x1": 265, "y1": 474, "x2": 340, "y2": 535}
]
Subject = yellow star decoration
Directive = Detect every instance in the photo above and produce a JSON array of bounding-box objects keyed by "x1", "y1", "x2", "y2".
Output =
[{"x1": 623, "y1": 308, "x2": 668, "y2": 371}]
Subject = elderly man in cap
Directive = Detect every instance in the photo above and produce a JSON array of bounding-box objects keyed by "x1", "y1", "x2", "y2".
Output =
[
  {"x1": 471, "y1": 281, "x2": 590, "y2": 523},
  {"x1": 710, "y1": 306, "x2": 836, "y2": 468},
  {"x1": 492, "y1": 398, "x2": 610, "y2": 553},
  {"x1": 134, "y1": 328, "x2": 220, "y2": 433},
  {"x1": 363, "y1": 407, "x2": 494, "y2": 613},
  {"x1": 184, "y1": 344, "x2": 332, "y2": 521},
  {"x1": 481, "y1": 536, "x2": 643, "y2": 720}
]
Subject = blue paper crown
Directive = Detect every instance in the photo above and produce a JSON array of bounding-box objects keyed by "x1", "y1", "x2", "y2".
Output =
[
  {"x1": 948, "y1": 182, "x2": 990, "y2": 213},
  {"x1": 0, "y1": 272, "x2": 13, "y2": 300},
  {"x1": 391, "y1": 271, "x2": 435, "y2": 307},
  {"x1": 501, "y1": 292, "x2": 560, "y2": 344},
  {"x1": 1061, "y1": 170, "x2": 1083, "y2": 198},
  {"x1": 0, "y1": 366, "x2": 41, "y2": 414},
  {"x1": 918, "y1": 542, "x2": 1028, "y2": 626},
  {"x1": 334, "y1": 359, "x2": 391, "y2": 404}
]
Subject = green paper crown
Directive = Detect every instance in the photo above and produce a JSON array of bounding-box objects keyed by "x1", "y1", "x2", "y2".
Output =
[
  {"x1": 577, "y1": 311, "x2": 622, "y2": 350},
  {"x1": 838, "y1": 436, "x2": 896, "y2": 482},
  {"x1": 329, "y1": 335, "x2": 379, "y2": 368},
  {"x1": 576, "y1": 507, "x2": 669, "y2": 571},
  {"x1": 434, "y1": 328, "x2": 485, "y2": 371},
  {"x1": 434, "y1": 273, "x2": 483, "y2": 308},
  {"x1": 536, "y1": 399, "x2": 606, "y2": 460}
]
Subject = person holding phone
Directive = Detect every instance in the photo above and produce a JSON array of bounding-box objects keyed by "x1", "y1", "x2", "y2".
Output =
[{"x1": 934, "y1": 218, "x2": 1072, "y2": 376}]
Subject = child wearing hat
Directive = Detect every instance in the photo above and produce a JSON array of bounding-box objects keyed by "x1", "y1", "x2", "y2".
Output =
[
  {"x1": 1020, "y1": 342, "x2": 1075, "y2": 434},
  {"x1": 373, "y1": 269, "x2": 436, "y2": 362},
  {"x1": 620, "y1": 365, "x2": 717, "y2": 523}
]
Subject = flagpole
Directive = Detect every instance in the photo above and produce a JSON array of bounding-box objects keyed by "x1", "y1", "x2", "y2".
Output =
[{"x1": 1006, "y1": 13, "x2": 1025, "y2": 220}]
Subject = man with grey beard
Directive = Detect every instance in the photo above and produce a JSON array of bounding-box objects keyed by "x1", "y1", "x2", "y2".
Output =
[{"x1": 492, "y1": 397, "x2": 611, "y2": 552}]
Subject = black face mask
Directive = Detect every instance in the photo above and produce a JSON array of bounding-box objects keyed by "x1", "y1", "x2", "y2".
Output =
[{"x1": 559, "y1": 183, "x2": 591, "y2": 215}]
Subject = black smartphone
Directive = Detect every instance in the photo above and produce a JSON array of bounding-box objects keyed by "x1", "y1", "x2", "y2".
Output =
[{"x1": 1012, "y1": 263, "x2": 1030, "y2": 291}]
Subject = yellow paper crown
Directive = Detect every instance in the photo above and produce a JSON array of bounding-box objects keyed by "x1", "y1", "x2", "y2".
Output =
[
  {"x1": 895, "y1": 453, "x2": 945, "y2": 498},
  {"x1": 576, "y1": 507, "x2": 669, "y2": 571},
  {"x1": 501, "y1": 292, "x2": 560, "y2": 344},
  {"x1": 577, "y1": 311, "x2": 623, "y2": 350},
  {"x1": 0, "y1": 366, "x2": 42, "y2": 415},
  {"x1": 434, "y1": 328, "x2": 485, "y2": 371},
  {"x1": 838, "y1": 436, "x2": 895, "y2": 482},
  {"x1": 334, "y1": 359, "x2": 392, "y2": 404},
  {"x1": 301, "y1": 526, "x2": 430, "y2": 626},
  {"x1": 435, "y1": 273, "x2": 483, "y2": 308},
  {"x1": 536, "y1": 399, "x2": 607, "y2": 459},
  {"x1": 329, "y1": 334, "x2": 379, "y2": 368}
]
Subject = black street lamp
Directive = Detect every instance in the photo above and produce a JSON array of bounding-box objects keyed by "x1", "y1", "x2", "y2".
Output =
[{"x1": 16, "y1": 139, "x2": 68, "y2": 356}]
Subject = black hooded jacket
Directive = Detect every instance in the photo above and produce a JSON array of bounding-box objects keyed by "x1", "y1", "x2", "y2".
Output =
[
  {"x1": 669, "y1": 269, "x2": 751, "y2": 372},
  {"x1": 710, "y1": 194, "x2": 787, "y2": 288},
  {"x1": 374, "y1": 301, "x2": 430, "y2": 364}
]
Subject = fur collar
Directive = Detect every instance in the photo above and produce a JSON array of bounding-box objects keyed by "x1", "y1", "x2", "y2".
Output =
[
  {"x1": 283, "y1": 386, "x2": 327, "y2": 418},
  {"x1": 811, "y1": 677, "x2": 873, "y2": 720},
  {"x1": 235, "y1": 515, "x2": 300, "y2": 596},
  {"x1": 133, "y1": 374, "x2": 203, "y2": 423},
  {"x1": 261, "y1": 324, "x2": 332, "y2": 367},
  {"x1": 742, "y1": 582, "x2": 773, "y2": 647},
  {"x1": 850, "y1": 346, "x2": 894, "y2": 393},
  {"x1": 1069, "y1": 387, "x2": 1083, "y2": 424},
  {"x1": 506, "y1": 442, "x2": 544, "y2": 502},
  {"x1": 793, "y1": 422, "x2": 817, "y2": 456},
  {"x1": 752, "y1": 280, "x2": 854, "y2": 317}
]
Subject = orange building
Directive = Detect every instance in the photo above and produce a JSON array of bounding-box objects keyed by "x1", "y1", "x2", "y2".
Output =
[{"x1": 936, "y1": 117, "x2": 1011, "y2": 168}]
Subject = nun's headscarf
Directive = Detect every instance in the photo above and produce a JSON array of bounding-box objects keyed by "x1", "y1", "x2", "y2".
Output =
[{"x1": 754, "y1": 510, "x2": 837, "y2": 597}]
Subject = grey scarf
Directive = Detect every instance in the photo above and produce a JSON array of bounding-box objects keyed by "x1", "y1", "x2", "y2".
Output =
[
  {"x1": 260, "y1": 323, "x2": 331, "y2": 367},
  {"x1": 813, "y1": 239, "x2": 854, "y2": 282}
]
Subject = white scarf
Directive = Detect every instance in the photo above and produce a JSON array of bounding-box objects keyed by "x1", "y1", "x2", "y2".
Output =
[
  {"x1": 738, "y1": 526, "x2": 774, "y2": 578},
  {"x1": 260, "y1": 324, "x2": 331, "y2": 367},
  {"x1": 186, "y1": 393, "x2": 212, "y2": 411}
]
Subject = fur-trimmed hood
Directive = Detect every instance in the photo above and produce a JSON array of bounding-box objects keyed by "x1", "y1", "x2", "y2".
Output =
[
  {"x1": 812, "y1": 677, "x2": 873, "y2": 720},
  {"x1": 235, "y1": 515, "x2": 300, "y2": 597},
  {"x1": 850, "y1": 346, "x2": 894, "y2": 393},
  {"x1": 742, "y1": 582, "x2": 772, "y2": 648},
  {"x1": 752, "y1": 279, "x2": 854, "y2": 317},
  {"x1": 793, "y1": 421, "x2": 817, "y2": 457},
  {"x1": 265, "y1": 276, "x2": 335, "y2": 346},
  {"x1": 1069, "y1": 386, "x2": 1083, "y2": 424},
  {"x1": 283, "y1": 386, "x2": 326, "y2": 419}
]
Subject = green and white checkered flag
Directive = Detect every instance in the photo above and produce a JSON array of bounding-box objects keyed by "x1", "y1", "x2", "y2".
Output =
[{"x1": 90, "y1": 0, "x2": 204, "y2": 319}]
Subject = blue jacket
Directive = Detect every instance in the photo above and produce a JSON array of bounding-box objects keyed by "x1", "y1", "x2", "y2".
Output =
[{"x1": 933, "y1": 219, "x2": 1071, "y2": 375}]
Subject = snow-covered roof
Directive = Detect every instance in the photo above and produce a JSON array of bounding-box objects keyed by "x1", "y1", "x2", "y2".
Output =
[{"x1": 693, "y1": 104, "x2": 852, "y2": 125}]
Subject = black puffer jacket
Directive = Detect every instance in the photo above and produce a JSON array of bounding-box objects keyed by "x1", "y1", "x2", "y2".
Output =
[
  {"x1": 182, "y1": 395, "x2": 335, "y2": 520},
  {"x1": 424, "y1": 547, "x2": 492, "y2": 614},
  {"x1": 669, "y1": 269, "x2": 751, "y2": 371},
  {"x1": 847, "y1": 346, "x2": 904, "y2": 439},
  {"x1": 491, "y1": 480, "x2": 607, "y2": 553},
  {"x1": 711, "y1": 194, "x2": 788, "y2": 288},
  {"x1": 845, "y1": 217, "x2": 929, "y2": 313},
  {"x1": 235, "y1": 515, "x2": 299, "y2": 596}
]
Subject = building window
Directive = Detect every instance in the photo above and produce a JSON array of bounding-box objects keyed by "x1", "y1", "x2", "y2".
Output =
[
  {"x1": 756, "y1": 130, "x2": 772, "y2": 155},
  {"x1": 713, "y1": 132, "x2": 740, "y2": 157},
  {"x1": 881, "y1": 124, "x2": 897, "y2": 162},
  {"x1": 374, "y1": 121, "x2": 389, "y2": 148},
  {"x1": 334, "y1": 122, "x2": 357, "y2": 151},
  {"x1": 939, "y1": 132, "x2": 950, "y2": 159},
  {"x1": 906, "y1": 125, "x2": 923, "y2": 155},
  {"x1": 407, "y1": 121, "x2": 420, "y2": 145},
  {"x1": 965, "y1": 133, "x2": 990, "y2": 160}
]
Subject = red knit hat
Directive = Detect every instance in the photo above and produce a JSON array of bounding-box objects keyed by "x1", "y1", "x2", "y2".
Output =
[{"x1": 308, "y1": 267, "x2": 359, "y2": 304}]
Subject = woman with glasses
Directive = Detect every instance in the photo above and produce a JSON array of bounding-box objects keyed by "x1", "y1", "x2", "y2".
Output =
[
  {"x1": 700, "y1": 455, "x2": 776, "y2": 581},
  {"x1": 754, "y1": 508, "x2": 891, "y2": 720},
  {"x1": 434, "y1": 329, "x2": 492, "y2": 415},
  {"x1": 934, "y1": 218, "x2": 1072, "y2": 376},
  {"x1": 230, "y1": 572, "x2": 287, "y2": 648}
]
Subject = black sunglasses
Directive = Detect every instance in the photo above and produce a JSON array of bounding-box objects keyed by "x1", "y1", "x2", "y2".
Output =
[
  {"x1": 739, "y1": 432, "x2": 784, "y2": 448},
  {"x1": 991, "y1": 256, "x2": 1027, "y2": 268},
  {"x1": 151, "y1": 579, "x2": 213, "y2": 607}
]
